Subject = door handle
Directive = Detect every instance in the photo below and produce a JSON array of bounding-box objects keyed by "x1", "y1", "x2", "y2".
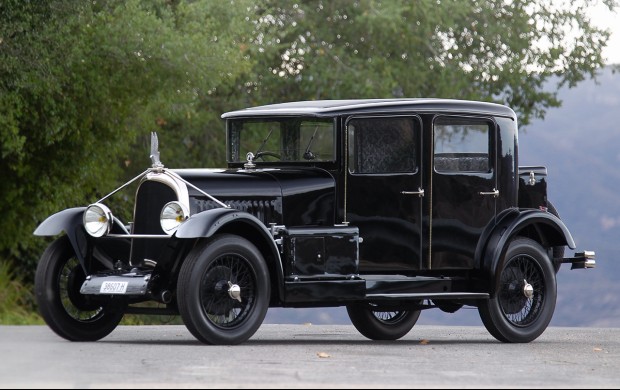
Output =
[
  {"x1": 479, "y1": 189, "x2": 499, "y2": 198},
  {"x1": 401, "y1": 188, "x2": 425, "y2": 197}
]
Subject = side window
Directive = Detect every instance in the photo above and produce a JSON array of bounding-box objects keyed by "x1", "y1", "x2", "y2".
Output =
[
  {"x1": 433, "y1": 117, "x2": 492, "y2": 173},
  {"x1": 348, "y1": 117, "x2": 417, "y2": 174}
]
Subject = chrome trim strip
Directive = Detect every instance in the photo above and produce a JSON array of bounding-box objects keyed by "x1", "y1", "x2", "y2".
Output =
[
  {"x1": 365, "y1": 292, "x2": 490, "y2": 300},
  {"x1": 107, "y1": 234, "x2": 170, "y2": 238}
]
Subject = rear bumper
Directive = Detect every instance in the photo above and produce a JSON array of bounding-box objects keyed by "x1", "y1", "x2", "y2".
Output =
[{"x1": 562, "y1": 251, "x2": 596, "y2": 270}]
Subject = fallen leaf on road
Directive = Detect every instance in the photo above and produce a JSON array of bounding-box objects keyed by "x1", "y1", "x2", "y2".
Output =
[{"x1": 420, "y1": 339, "x2": 430, "y2": 345}]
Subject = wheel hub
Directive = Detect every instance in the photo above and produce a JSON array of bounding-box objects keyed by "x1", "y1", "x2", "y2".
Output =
[
  {"x1": 228, "y1": 281, "x2": 242, "y2": 303},
  {"x1": 523, "y1": 279, "x2": 534, "y2": 299}
]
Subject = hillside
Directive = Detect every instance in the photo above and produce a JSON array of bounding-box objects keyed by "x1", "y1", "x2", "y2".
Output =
[
  {"x1": 264, "y1": 66, "x2": 620, "y2": 327},
  {"x1": 519, "y1": 65, "x2": 620, "y2": 327}
]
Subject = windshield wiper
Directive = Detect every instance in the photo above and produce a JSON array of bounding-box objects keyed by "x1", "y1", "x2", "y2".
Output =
[
  {"x1": 303, "y1": 126, "x2": 320, "y2": 160},
  {"x1": 255, "y1": 128, "x2": 274, "y2": 156}
]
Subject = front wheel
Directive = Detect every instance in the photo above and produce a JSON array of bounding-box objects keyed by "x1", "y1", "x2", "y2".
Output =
[
  {"x1": 34, "y1": 236, "x2": 125, "y2": 341},
  {"x1": 177, "y1": 235, "x2": 270, "y2": 345},
  {"x1": 346, "y1": 303, "x2": 421, "y2": 340},
  {"x1": 479, "y1": 237, "x2": 557, "y2": 343}
]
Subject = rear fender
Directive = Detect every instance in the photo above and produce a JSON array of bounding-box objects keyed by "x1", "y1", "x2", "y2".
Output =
[
  {"x1": 175, "y1": 208, "x2": 285, "y2": 301},
  {"x1": 477, "y1": 208, "x2": 575, "y2": 295}
]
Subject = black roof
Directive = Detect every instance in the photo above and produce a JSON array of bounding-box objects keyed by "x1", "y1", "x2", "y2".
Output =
[{"x1": 221, "y1": 98, "x2": 516, "y2": 119}]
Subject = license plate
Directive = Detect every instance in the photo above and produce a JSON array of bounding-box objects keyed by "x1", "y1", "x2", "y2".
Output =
[{"x1": 100, "y1": 281, "x2": 128, "y2": 294}]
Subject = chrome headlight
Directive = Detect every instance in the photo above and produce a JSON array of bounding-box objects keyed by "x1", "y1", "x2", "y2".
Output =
[
  {"x1": 83, "y1": 204, "x2": 113, "y2": 237},
  {"x1": 160, "y1": 201, "x2": 189, "y2": 235}
]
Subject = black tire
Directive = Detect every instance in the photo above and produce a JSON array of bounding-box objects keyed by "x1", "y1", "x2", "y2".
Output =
[
  {"x1": 346, "y1": 302, "x2": 421, "y2": 341},
  {"x1": 177, "y1": 235, "x2": 270, "y2": 345},
  {"x1": 479, "y1": 237, "x2": 557, "y2": 343},
  {"x1": 547, "y1": 201, "x2": 566, "y2": 272},
  {"x1": 34, "y1": 236, "x2": 125, "y2": 341}
]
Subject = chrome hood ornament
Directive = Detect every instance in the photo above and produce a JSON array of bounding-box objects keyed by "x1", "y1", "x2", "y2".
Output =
[
  {"x1": 150, "y1": 132, "x2": 164, "y2": 170},
  {"x1": 244, "y1": 152, "x2": 256, "y2": 169}
]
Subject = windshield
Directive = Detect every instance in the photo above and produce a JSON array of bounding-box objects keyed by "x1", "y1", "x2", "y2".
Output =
[{"x1": 228, "y1": 118, "x2": 336, "y2": 163}]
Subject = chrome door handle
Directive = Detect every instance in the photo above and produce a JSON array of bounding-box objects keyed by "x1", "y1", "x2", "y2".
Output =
[
  {"x1": 479, "y1": 189, "x2": 499, "y2": 198},
  {"x1": 401, "y1": 188, "x2": 425, "y2": 197}
]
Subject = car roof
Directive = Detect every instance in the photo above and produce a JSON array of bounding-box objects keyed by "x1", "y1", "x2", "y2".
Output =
[{"x1": 221, "y1": 98, "x2": 516, "y2": 119}]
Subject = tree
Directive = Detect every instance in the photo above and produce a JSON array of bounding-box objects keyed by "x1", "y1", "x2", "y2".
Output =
[
  {"x1": 238, "y1": 0, "x2": 617, "y2": 125},
  {"x1": 0, "y1": 0, "x2": 254, "y2": 279},
  {"x1": 1, "y1": 0, "x2": 616, "y2": 285}
]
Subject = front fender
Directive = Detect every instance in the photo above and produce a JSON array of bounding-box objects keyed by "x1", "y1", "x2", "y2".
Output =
[
  {"x1": 478, "y1": 208, "x2": 576, "y2": 295},
  {"x1": 34, "y1": 207, "x2": 128, "y2": 272},
  {"x1": 175, "y1": 208, "x2": 244, "y2": 239},
  {"x1": 33, "y1": 207, "x2": 89, "y2": 270},
  {"x1": 175, "y1": 208, "x2": 285, "y2": 300},
  {"x1": 34, "y1": 207, "x2": 87, "y2": 237}
]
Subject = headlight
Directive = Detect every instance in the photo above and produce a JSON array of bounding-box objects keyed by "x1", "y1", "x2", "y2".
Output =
[
  {"x1": 83, "y1": 204, "x2": 113, "y2": 237},
  {"x1": 160, "y1": 201, "x2": 189, "y2": 235}
]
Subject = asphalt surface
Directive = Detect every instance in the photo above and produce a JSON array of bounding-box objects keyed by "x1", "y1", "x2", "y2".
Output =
[{"x1": 0, "y1": 324, "x2": 618, "y2": 388}]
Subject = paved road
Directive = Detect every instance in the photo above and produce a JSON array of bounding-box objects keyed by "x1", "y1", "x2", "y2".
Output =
[{"x1": 0, "y1": 324, "x2": 618, "y2": 388}]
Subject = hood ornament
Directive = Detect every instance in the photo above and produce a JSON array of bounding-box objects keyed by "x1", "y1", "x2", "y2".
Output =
[
  {"x1": 244, "y1": 152, "x2": 256, "y2": 169},
  {"x1": 150, "y1": 132, "x2": 164, "y2": 170}
]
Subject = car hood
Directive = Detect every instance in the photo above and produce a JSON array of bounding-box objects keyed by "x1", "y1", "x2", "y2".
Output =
[
  {"x1": 173, "y1": 167, "x2": 336, "y2": 226},
  {"x1": 173, "y1": 167, "x2": 335, "y2": 198}
]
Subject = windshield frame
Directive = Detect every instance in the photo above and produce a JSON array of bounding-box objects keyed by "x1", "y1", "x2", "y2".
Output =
[{"x1": 226, "y1": 117, "x2": 338, "y2": 167}]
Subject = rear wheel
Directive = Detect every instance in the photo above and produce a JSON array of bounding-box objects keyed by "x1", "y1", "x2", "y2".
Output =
[
  {"x1": 34, "y1": 236, "x2": 125, "y2": 341},
  {"x1": 479, "y1": 237, "x2": 556, "y2": 343},
  {"x1": 177, "y1": 235, "x2": 270, "y2": 345},
  {"x1": 346, "y1": 302, "x2": 421, "y2": 340}
]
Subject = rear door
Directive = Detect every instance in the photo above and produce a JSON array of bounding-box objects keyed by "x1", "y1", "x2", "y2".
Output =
[{"x1": 430, "y1": 115, "x2": 497, "y2": 269}]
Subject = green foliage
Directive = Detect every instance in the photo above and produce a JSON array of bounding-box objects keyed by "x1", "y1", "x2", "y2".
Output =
[
  {"x1": 0, "y1": 0, "x2": 254, "y2": 280},
  {"x1": 0, "y1": 262, "x2": 43, "y2": 325},
  {"x1": 240, "y1": 0, "x2": 616, "y2": 125}
]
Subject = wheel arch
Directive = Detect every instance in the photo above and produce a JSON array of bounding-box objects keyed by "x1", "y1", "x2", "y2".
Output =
[
  {"x1": 476, "y1": 208, "x2": 575, "y2": 296},
  {"x1": 175, "y1": 208, "x2": 285, "y2": 304}
]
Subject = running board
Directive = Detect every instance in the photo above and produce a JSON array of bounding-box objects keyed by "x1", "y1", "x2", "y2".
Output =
[{"x1": 365, "y1": 292, "x2": 489, "y2": 301}]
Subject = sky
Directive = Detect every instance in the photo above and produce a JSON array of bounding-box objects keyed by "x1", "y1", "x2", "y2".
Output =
[{"x1": 589, "y1": 3, "x2": 620, "y2": 65}]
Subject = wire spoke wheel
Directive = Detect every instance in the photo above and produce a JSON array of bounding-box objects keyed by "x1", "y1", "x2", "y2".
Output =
[
  {"x1": 35, "y1": 236, "x2": 125, "y2": 341},
  {"x1": 370, "y1": 307, "x2": 409, "y2": 325},
  {"x1": 60, "y1": 257, "x2": 104, "y2": 322},
  {"x1": 499, "y1": 255, "x2": 545, "y2": 326},
  {"x1": 479, "y1": 237, "x2": 557, "y2": 343},
  {"x1": 178, "y1": 235, "x2": 270, "y2": 345},
  {"x1": 347, "y1": 302, "x2": 421, "y2": 341},
  {"x1": 200, "y1": 255, "x2": 257, "y2": 328}
]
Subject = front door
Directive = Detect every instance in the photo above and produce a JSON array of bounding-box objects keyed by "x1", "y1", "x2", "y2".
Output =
[
  {"x1": 430, "y1": 115, "x2": 497, "y2": 269},
  {"x1": 346, "y1": 116, "x2": 424, "y2": 272}
]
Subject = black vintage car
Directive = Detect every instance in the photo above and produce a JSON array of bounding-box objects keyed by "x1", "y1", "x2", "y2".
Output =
[{"x1": 34, "y1": 99, "x2": 595, "y2": 345}]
